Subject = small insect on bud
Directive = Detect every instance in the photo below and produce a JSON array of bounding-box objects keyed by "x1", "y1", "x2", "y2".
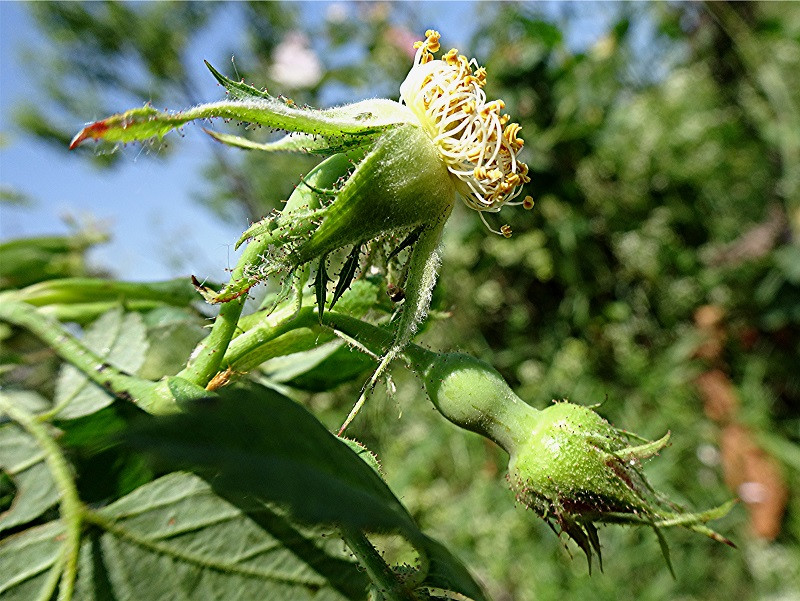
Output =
[{"x1": 387, "y1": 283, "x2": 406, "y2": 303}]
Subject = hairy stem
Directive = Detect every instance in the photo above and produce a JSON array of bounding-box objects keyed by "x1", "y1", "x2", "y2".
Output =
[
  {"x1": 340, "y1": 527, "x2": 419, "y2": 601},
  {"x1": 0, "y1": 397, "x2": 83, "y2": 601},
  {"x1": 0, "y1": 300, "x2": 176, "y2": 414}
]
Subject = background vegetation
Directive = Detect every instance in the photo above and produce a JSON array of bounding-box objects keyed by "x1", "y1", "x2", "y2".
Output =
[{"x1": 2, "y1": 2, "x2": 799, "y2": 600}]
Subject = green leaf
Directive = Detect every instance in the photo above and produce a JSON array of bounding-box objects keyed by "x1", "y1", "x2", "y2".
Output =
[
  {"x1": 53, "y1": 307, "x2": 148, "y2": 419},
  {"x1": 284, "y1": 342, "x2": 374, "y2": 392},
  {"x1": 0, "y1": 410, "x2": 59, "y2": 533},
  {"x1": 123, "y1": 386, "x2": 489, "y2": 600},
  {"x1": 0, "y1": 474, "x2": 370, "y2": 601},
  {"x1": 78, "y1": 473, "x2": 368, "y2": 600},
  {"x1": 0, "y1": 521, "x2": 63, "y2": 600},
  {"x1": 138, "y1": 306, "x2": 207, "y2": 379},
  {"x1": 417, "y1": 535, "x2": 489, "y2": 601},
  {"x1": 124, "y1": 385, "x2": 421, "y2": 540}
]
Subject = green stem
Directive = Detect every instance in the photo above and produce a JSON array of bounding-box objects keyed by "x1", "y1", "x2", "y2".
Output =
[
  {"x1": 177, "y1": 296, "x2": 246, "y2": 386},
  {"x1": 319, "y1": 313, "x2": 536, "y2": 453},
  {"x1": 177, "y1": 229, "x2": 268, "y2": 385},
  {"x1": 178, "y1": 153, "x2": 357, "y2": 387},
  {"x1": 340, "y1": 527, "x2": 418, "y2": 601},
  {"x1": 0, "y1": 397, "x2": 83, "y2": 601},
  {"x1": 222, "y1": 307, "x2": 317, "y2": 369},
  {"x1": 0, "y1": 300, "x2": 175, "y2": 415}
]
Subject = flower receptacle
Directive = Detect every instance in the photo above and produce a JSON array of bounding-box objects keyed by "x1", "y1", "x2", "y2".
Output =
[
  {"x1": 292, "y1": 124, "x2": 457, "y2": 264},
  {"x1": 413, "y1": 350, "x2": 538, "y2": 453}
]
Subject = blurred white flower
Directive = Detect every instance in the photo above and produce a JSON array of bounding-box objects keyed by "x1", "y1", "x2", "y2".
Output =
[{"x1": 269, "y1": 32, "x2": 322, "y2": 89}]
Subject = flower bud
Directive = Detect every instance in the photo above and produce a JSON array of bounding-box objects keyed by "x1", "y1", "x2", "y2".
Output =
[{"x1": 407, "y1": 347, "x2": 734, "y2": 570}]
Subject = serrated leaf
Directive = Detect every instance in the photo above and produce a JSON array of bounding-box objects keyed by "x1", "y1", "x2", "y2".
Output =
[
  {"x1": 0, "y1": 420, "x2": 59, "y2": 534},
  {"x1": 0, "y1": 521, "x2": 63, "y2": 600},
  {"x1": 124, "y1": 385, "x2": 421, "y2": 540},
  {"x1": 123, "y1": 386, "x2": 488, "y2": 600},
  {"x1": 138, "y1": 307, "x2": 208, "y2": 379},
  {"x1": 54, "y1": 307, "x2": 148, "y2": 419},
  {"x1": 0, "y1": 474, "x2": 370, "y2": 601}
]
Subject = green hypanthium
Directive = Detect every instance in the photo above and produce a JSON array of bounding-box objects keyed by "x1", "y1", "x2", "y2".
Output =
[{"x1": 0, "y1": 30, "x2": 731, "y2": 601}]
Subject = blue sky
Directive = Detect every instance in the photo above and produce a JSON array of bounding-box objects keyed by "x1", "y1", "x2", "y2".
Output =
[{"x1": 1, "y1": 2, "x2": 618, "y2": 283}]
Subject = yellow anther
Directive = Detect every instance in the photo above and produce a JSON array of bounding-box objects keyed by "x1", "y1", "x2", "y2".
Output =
[
  {"x1": 523, "y1": 196, "x2": 535, "y2": 210},
  {"x1": 425, "y1": 30, "x2": 441, "y2": 52},
  {"x1": 501, "y1": 224, "x2": 513, "y2": 238},
  {"x1": 504, "y1": 122, "x2": 524, "y2": 150},
  {"x1": 467, "y1": 147, "x2": 483, "y2": 161},
  {"x1": 400, "y1": 31, "x2": 531, "y2": 215}
]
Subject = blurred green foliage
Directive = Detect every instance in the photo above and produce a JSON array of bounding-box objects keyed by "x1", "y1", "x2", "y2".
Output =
[{"x1": 7, "y1": 2, "x2": 800, "y2": 600}]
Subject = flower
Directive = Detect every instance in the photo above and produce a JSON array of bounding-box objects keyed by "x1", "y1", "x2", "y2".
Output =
[
  {"x1": 68, "y1": 31, "x2": 535, "y2": 400},
  {"x1": 400, "y1": 30, "x2": 530, "y2": 222},
  {"x1": 269, "y1": 32, "x2": 323, "y2": 90}
]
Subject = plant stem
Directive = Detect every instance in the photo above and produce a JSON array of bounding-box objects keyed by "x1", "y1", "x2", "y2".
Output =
[
  {"x1": 0, "y1": 397, "x2": 83, "y2": 601},
  {"x1": 320, "y1": 313, "x2": 536, "y2": 452},
  {"x1": 340, "y1": 527, "x2": 419, "y2": 601},
  {"x1": 177, "y1": 230, "x2": 271, "y2": 386},
  {"x1": 0, "y1": 300, "x2": 174, "y2": 414}
]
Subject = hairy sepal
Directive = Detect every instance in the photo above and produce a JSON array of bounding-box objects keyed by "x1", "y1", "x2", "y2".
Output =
[
  {"x1": 292, "y1": 124, "x2": 456, "y2": 263},
  {"x1": 70, "y1": 90, "x2": 413, "y2": 150}
]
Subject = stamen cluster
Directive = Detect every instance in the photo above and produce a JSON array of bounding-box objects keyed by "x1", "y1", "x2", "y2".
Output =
[{"x1": 400, "y1": 30, "x2": 531, "y2": 217}]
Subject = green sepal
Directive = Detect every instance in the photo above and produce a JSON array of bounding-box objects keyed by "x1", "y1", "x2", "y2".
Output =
[
  {"x1": 205, "y1": 128, "x2": 378, "y2": 156},
  {"x1": 290, "y1": 125, "x2": 456, "y2": 265},
  {"x1": 613, "y1": 431, "x2": 671, "y2": 462},
  {"x1": 315, "y1": 255, "x2": 329, "y2": 321},
  {"x1": 204, "y1": 59, "x2": 270, "y2": 101},
  {"x1": 331, "y1": 245, "x2": 361, "y2": 309},
  {"x1": 70, "y1": 94, "x2": 412, "y2": 150}
]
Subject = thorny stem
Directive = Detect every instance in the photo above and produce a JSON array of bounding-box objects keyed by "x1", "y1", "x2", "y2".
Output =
[
  {"x1": 338, "y1": 220, "x2": 446, "y2": 435},
  {"x1": 340, "y1": 527, "x2": 419, "y2": 601},
  {"x1": 0, "y1": 397, "x2": 83, "y2": 601},
  {"x1": 177, "y1": 233, "x2": 268, "y2": 387}
]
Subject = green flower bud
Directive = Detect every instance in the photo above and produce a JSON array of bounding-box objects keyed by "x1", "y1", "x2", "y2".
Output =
[{"x1": 405, "y1": 345, "x2": 734, "y2": 571}]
